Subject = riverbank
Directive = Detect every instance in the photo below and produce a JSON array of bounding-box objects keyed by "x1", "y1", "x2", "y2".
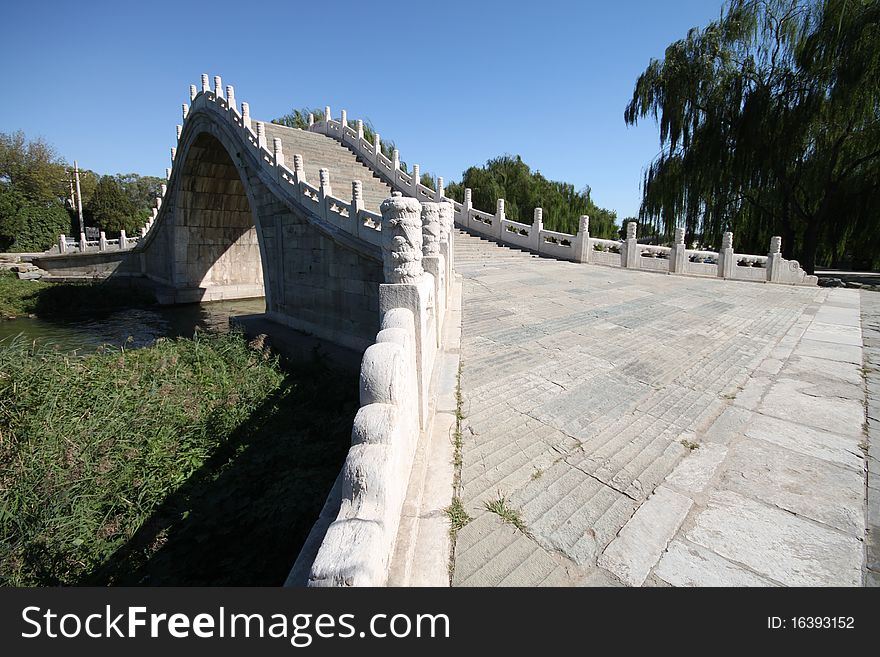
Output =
[
  {"x1": 0, "y1": 270, "x2": 154, "y2": 321},
  {"x1": 0, "y1": 331, "x2": 357, "y2": 586}
]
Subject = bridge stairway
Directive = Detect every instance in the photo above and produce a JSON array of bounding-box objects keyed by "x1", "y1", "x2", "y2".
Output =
[
  {"x1": 454, "y1": 227, "x2": 543, "y2": 264},
  {"x1": 263, "y1": 123, "x2": 393, "y2": 212}
]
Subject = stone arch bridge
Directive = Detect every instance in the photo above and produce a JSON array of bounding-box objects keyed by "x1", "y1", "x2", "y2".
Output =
[{"x1": 33, "y1": 75, "x2": 873, "y2": 588}]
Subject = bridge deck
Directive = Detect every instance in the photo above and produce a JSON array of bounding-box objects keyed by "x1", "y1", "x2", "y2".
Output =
[{"x1": 452, "y1": 229, "x2": 867, "y2": 586}]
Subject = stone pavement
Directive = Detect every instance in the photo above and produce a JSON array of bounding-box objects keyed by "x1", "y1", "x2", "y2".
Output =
[{"x1": 451, "y1": 230, "x2": 868, "y2": 587}]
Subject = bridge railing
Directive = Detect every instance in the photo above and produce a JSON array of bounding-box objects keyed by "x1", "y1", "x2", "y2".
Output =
[
  {"x1": 307, "y1": 193, "x2": 455, "y2": 587},
  {"x1": 309, "y1": 109, "x2": 818, "y2": 287}
]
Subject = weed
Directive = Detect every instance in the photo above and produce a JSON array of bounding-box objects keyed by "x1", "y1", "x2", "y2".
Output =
[{"x1": 484, "y1": 494, "x2": 526, "y2": 532}]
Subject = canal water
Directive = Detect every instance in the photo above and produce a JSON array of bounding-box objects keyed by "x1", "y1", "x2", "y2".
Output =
[{"x1": 0, "y1": 298, "x2": 266, "y2": 352}]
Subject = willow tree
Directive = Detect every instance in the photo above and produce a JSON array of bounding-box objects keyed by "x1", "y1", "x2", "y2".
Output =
[{"x1": 625, "y1": 0, "x2": 880, "y2": 272}]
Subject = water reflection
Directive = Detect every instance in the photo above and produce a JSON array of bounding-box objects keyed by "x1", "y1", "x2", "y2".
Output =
[{"x1": 0, "y1": 298, "x2": 266, "y2": 352}]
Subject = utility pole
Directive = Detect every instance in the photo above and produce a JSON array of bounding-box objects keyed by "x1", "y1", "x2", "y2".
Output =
[{"x1": 73, "y1": 160, "x2": 84, "y2": 237}]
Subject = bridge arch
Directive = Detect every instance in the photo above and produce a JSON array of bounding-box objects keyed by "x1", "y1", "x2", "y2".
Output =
[{"x1": 138, "y1": 105, "x2": 385, "y2": 352}]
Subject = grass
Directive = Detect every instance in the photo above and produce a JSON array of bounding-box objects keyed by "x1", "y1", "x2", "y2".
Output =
[
  {"x1": 0, "y1": 331, "x2": 357, "y2": 585},
  {"x1": 0, "y1": 270, "x2": 154, "y2": 320},
  {"x1": 484, "y1": 494, "x2": 526, "y2": 533},
  {"x1": 680, "y1": 438, "x2": 700, "y2": 450},
  {"x1": 445, "y1": 359, "x2": 469, "y2": 581}
]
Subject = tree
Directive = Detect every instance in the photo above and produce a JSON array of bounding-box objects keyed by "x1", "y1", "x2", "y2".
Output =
[
  {"x1": 445, "y1": 155, "x2": 619, "y2": 238},
  {"x1": 85, "y1": 176, "x2": 138, "y2": 234},
  {"x1": 0, "y1": 184, "x2": 71, "y2": 252},
  {"x1": 625, "y1": 0, "x2": 880, "y2": 273},
  {"x1": 0, "y1": 131, "x2": 68, "y2": 204}
]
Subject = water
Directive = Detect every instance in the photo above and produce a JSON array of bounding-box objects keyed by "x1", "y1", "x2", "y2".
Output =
[{"x1": 0, "y1": 298, "x2": 267, "y2": 352}]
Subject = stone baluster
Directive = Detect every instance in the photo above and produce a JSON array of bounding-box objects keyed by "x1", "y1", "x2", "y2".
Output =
[
  {"x1": 119, "y1": 230, "x2": 127, "y2": 250},
  {"x1": 341, "y1": 109, "x2": 347, "y2": 130},
  {"x1": 380, "y1": 192, "x2": 423, "y2": 284},
  {"x1": 151, "y1": 208, "x2": 158, "y2": 220},
  {"x1": 421, "y1": 202, "x2": 442, "y2": 257},
  {"x1": 226, "y1": 86, "x2": 236, "y2": 112},
  {"x1": 182, "y1": 103, "x2": 189, "y2": 120},
  {"x1": 718, "y1": 231, "x2": 734, "y2": 278},
  {"x1": 622, "y1": 220, "x2": 639, "y2": 268},
  {"x1": 165, "y1": 167, "x2": 172, "y2": 180},
  {"x1": 189, "y1": 85, "x2": 197, "y2": 101},
  {"x1": 380, "y1": 192, "x2": 432, "y2": 427},
  {"x1": 79, "y1": 232, "x2": 87, "y2": 252},
  {"x1": 140, "y1": 226, "x2": 147, "y2": 238},
  {"x1": 256, "y1": 121, "x2": 267, "y2": 149},
  {"x1": 99, "y1": 231, "x2": 107, "y2": 252},
  {"x1": 308, "y1": 113, "x2": 314, "y2": 126},
  {"x1": 324, "y1": 106, "x2": 331, "y2": 122},
  {"x1": 439, "y1": 200, "x2": 455, "y2": 292},
  {"x1": 412, "y1": 164, "x2": 420, "y2": 193},
  {"x1": 176, "y1": 125, "x2": 182, "y2": 141},
  {"x1": 294, "y1": 154, "x2": 305, "y2": 184},
  {"x1": 319, "y1": 168, "x2": 332, "y2": 219},
  {"x1": 356, "y1": 119, "x2": 364, "y2": 140},
  {"x1": 161, "y1": 183, "x2": 167, "y2": 196},
  {"x1": 351, "y1": 180, "x2": 364, "y2": 231},
  {"x1": 213, "y1": 76, "x2": 223, "y2": 99},
  {"x1": 767, "y1": 236, "x2": 783, "y2": 283},
  {"x1": 532, "y1": 208, "x2": 544, "y2": 250},
  {"x1": 58, "y1": 234, "x2": 66, "y2": 254},
  {"x1": 463, "y1": 188, "x2": 473, "y2": 227},
  {"x1": 494, "y1": 198, "x2": 506, "y2": 239},
  {"x1": 170, "y1": 147, "x2": 176, "y2": 163},
  {"x1": 201, "y1": 74, "x2": 210, "y2": 94},
  {"x1": 575, "y1": 215, "x2": 591, "y2": 263},
  {"x1": 242, "y1": 102, "x2": 252, "y2": 130},
  {"x1": 421, "y1": 202, "x2": 445, "y2": 345},
  {"x1": 392, "y1": 149, "x2": 400, "y2": 171},
  {"x1": 670, "y1": 227, "x2": 687, "y2": 273},
  {"x1": 435, "y1": 176, "x2": 445, "y2": 201},
  {"x1": 273, "y1": 137, "x2": 285, "y2": 167},
  {"x1": 155, "y1": 195, "x2": 162, "y2": 210},
  {"x1": 374, "y1": 132, "x2": 381, "y2": 158}
]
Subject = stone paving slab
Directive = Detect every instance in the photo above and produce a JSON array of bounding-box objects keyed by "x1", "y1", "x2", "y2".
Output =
[{"x1": 450, "y1": 230, "x2": 868, "y2": 587}]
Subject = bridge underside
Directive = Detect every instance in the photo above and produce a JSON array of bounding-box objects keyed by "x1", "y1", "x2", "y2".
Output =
[{"x1": 139, "y1": 129, "x2": 384, "y2": 352}]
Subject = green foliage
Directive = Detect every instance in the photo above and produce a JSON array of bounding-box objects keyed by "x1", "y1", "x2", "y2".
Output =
[
  {"x1": 85, "y1": 176, "x2": 138, "y2": 234},
  {"x1": 625, "y1": 0, "x2": 880, "y2": 272},
  {"x1": 446, "y1": 155, "x2": 619, "y2": 238},
  {"x1": 0, "y1": 184, "x2": 71, "y2": 252},
  {"x1": 0, "y1": 131, "x2": 68, "y2": 204},
  {"x1": 113, "y1": 173, "x2": 164, "y2": 214}
]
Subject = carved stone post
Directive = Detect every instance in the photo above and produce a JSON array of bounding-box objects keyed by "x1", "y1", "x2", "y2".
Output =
[
  {"x1": 324, "y1": 106, "x2": 331, "y2": 122},
  {"x1": 308, "y1": 113, "x2": 314, "y2": 127},
  {"x1": 201, "y1": 74, "x2": 210, "y2": 93},
  {"x1": 119, "y1": 230, "x2": 128, "y2": 250},
  {"x1": 767, "y1": 236, "x2": 783, "y2": 283},
  {"x1": 439, "y1": 200, "x2": 455, "y2": 303},
  {"x1": 189, "y1": 85, "x2": 197, "y2": 101},
  {"x1": 58, "y1": 234, "x2": 66, "y2": 254},
  {"x1": 256, "y1": 122, "x2": 267, "y2": 149},
  {"x1": 412, "y1": 164, "x2": 420, "y2": 194},
  {"x1": 242, "y1": 102, "x2": 252, "y2": 130},
  {"x1": 319, "y1": 168, "x2": 332, "y2": 198},
  {"x1": 532, "y1": 207, "x2": 544, "y2": 251},
  {"x1": 341, "y1": 109, "x2": 347, "y2": 130},
  {"x1": 293, "y1": 154, "x2": 305, "y2": 184},
  {"x1": 463, "y1": 188, "x2": 472, "y2": 228},
  {"x1": 161, "y1": 183, "x2": 167, "y2": 197},
  {"x1": 392, "y1": 149, "x2": 400, "y2": 171},
  {"x1": 575, "y1": 215, "x2": 591, "y2": 263},
  {"x1": 670, "y1": 227, "x2": 687, "y2": 273},
  {"x1": 380, "y1": 192, "x2": 433, "y2": 428},
  {"x1": 226, "y1": 85, "x2": 236, "y2": 112},
  {"x1": 273, "y1": 138, "x2": 285, "y2": 168},
  {"x1": 374, "y1": 132, "x2": 381, "y2": 158},
  {"x1": 182, "y1": 103, "x2": 189, "y2": 120},
  {"x1": 494, "y1": 198, "x2": 506, "y2": 239},
  {"x1": 79, "y1": 232, "x2": 87, "y2": 252},
  {"x1": 622, "y1": 220, "x2": 639, "y2": 268},
  {"x1": 176, "y1": 125, "x2": 182, "y2": 141},
  {"x1": 718, "y1": 231, "x2": 734, "y2": 278},
  {"x1": 99, "y1": 231, "x2": 107, "y2": 252},
  {"x1": 213, "y1": 76, "x2": 223, "y2": 99},
  {"x1": 351, "y1": 180, "x2": 364, "y2": 235},
  {"x1": 170, "y1": 147, "x2": 176, "y2": 163},
  {"x1": 421, "y1": 202, "x2": 445, "y2": 342},
  {"x1": 435, "y1": 176, "x2": 444, "y2": 201},
  {"x1": 166, "y1": 167, "x2": 172, "y2": 180},
  {"x1": 356, "y1": 119, "x2": 364, "y2": 140}
]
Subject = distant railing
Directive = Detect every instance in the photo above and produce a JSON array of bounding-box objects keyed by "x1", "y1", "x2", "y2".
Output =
[{"x1": 309, "y1": 108, "x2": 818, "y2": 287}]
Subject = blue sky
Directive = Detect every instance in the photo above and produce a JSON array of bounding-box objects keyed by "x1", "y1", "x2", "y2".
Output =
[{"x1": 0, "y1": 0, "x2": 726, "y2": 219}]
